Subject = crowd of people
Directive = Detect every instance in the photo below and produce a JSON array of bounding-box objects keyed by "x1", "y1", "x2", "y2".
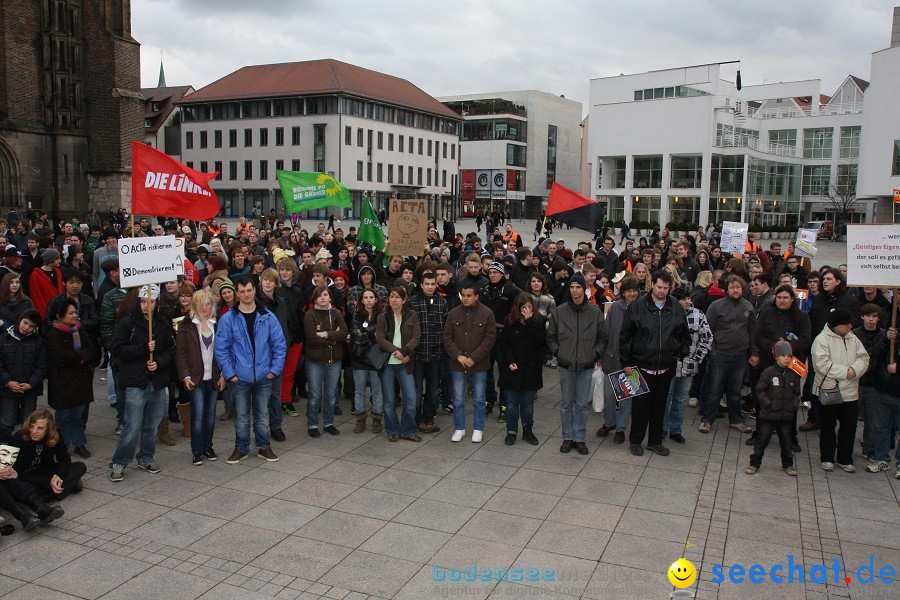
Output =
[{"x1": 0, "y1": 209, "x2": 897, "y2": 535}]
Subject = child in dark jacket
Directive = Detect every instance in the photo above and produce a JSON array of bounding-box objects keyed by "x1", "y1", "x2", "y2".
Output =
[{"x1": 747, "y1": 340, "x2": 801, "y2": 476}]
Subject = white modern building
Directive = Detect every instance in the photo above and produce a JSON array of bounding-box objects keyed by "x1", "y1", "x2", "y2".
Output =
[
  {"x1": 438, "y1": 90, "x2": 582, "y2": 219},
  {"x1": 177, "y1": 59, "x2": 462, "y2": 219}
]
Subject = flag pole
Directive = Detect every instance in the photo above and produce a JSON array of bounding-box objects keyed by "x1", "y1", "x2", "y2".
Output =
[
  {"x1": 890, "y1": 289, "x2": 898, "y2": 367},
  {"x1": 147, "y1": 285, "x2": 154, "y2": 363}
]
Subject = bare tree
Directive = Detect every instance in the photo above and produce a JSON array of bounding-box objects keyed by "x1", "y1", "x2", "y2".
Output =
[{"x1": 820, "y1": 162, "x2": 861, "y2": 241}]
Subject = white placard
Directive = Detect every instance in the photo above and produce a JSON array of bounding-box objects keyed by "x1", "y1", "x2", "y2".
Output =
[
  {"x1": 720, "y1": 221, "x2": 749, "y2": 254},
  {"x1": 846, "y1": 225, "x2": 900, "y2": 287},
  {"x1": 794, "y1": 229, "x2": 818, "y2": 259},
  {"x1": 174, "y1": 237, "x2": 186, "y2": 277},
  {"x1": 118, "y1": 235, "x2": 182, "y2": 288}
]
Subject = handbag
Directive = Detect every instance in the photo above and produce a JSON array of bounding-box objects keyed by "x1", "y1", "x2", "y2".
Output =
[
  {"x1": 365, "y1": 344, "x2": 391, "y2": 371},
  {"x1": 819, "y1": 386, "x2": 843, "y2": 406}
]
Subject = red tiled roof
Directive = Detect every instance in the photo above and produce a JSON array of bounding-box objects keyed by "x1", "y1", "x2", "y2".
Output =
[
  {"x1": 142, "y1": 86, "x2": 194, "y2": 132},
  {"x1": 177, "y1": 59, "x2": 460, "y2": 120}
]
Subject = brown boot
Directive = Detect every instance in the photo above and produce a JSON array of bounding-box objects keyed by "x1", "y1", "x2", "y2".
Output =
[
  {"x1": 353, "y1": 414, "x2": 367, "y2": 434},
  {"x1": 371, "y1": 415, "x2": 383, "y2": 434},
  {"x1": 176, "y1": 403, "x2": 191, "y2": 436},
  {"x1": 219, "y1": 407, "x2": 236, "y2": 421},
  {"x1": 157, "y1": 417, "x2": 178, "y2": 446}
]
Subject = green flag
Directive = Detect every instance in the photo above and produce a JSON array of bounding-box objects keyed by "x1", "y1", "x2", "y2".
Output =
[
  {"x1": 276, "y1": 170, "x2": 352, "y2": 214},
  {"x1": 357, "y1": 197, "x2": 385, "y2": 250}
]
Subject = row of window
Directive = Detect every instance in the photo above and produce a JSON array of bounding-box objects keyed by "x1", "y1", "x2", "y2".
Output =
[
  {"x1": 716, "y1": 125, "x2": 861, "y2": 159},
  {"x1": 343, "y1": 126, "x2": 457, "y2": 160},
  {"x1": 633, "y1": 85, "x2": 709, "y2": 101},
  {"x1": 800, "y1": 164, "x2": 858, "y2": 196},
  {"x1": 186, "y1": 127, "x2": 289, "y2": 150},
  {"x1": 354, "y1": 162, "x2": 449, "y2": 188},
  {"x1": 186, "y1": 159, "x2": 299, "y2": 181}
]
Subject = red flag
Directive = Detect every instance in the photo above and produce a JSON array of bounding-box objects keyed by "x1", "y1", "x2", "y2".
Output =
[
  {"x1": 546, "y1": 182, "x2": 604, "y2": 232},
  {"x1": 131, "y1": 140, "x2": 220, "y2": 220}
]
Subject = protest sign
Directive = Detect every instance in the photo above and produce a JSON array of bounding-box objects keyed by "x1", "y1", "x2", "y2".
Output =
[
  {"x1": 720, "y1": 221, "x2": 749, "y2": 254},
  {"x1": 846, "y1": 224, "x2": 900, "y2": 287},
  {"x1": 794, "y1": 229, "x2": 818, "y2": 259},
  {"x1": 118, "y1": 236, "x2": 182, "y2": 288},
  {"x1": 387, "y1": 198, "x2": 427, "y2": 257},
  {"x1": 607, "y1": 367, "x2": 650, "y2": 404}
]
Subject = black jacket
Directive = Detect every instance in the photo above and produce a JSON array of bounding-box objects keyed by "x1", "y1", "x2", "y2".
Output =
[
  {"x1": 0, "y1": 325, "x2": 48, "y2": 399},
  {"x1": 5, "y1": 432, "x2": 72, "y2": 484},
  {"x1": 479, "y1": 280, "x2": 521, "y2": 327},
  {"x1": 45, "y1": 325, "x2": 98, "y2": 409},
  {"x1": 810, "y1": 289, "x2": 861, "y2": 338},
  {"x1": 756, "y1": 364, "x2": 801, "y2": 422},
  {"x1": 619, "y1": 294, "x2": 691, "y2": 371},
  {"x1": 752, "y1": 304, "x2": 812, "y2": 364},
  {"x1": 498, "y1": 317, "x2": 546, "y2": 391},
  {"x1": 110, "y1": 308, "x2": 175, "y2": 389},
  {"x1": 852, "y1": 326, "x2": 888, "y2": 389}
]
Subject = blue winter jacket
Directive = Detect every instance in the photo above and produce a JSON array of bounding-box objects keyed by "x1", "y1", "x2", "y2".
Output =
[{"x1": 215, "y1": 304, "x2": 287, "y2": 383}]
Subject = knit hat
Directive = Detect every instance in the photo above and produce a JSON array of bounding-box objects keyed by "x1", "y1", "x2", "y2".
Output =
[
  {"x1": 271, "y1": 247, "x2": 295, "y2": 264},
  {"x1": 3, "y1": 246, "x2": 20, "y2": 258},
  {"x1": 773, "y1": 339, "x2": 793, "y2": 358},
  {"x1": 827, "y1": 308, "x2": 853, "y2": 328},
  {"x1": 331, "y1": 270, "x2": 349, "y2": 284},
  {"x1": 569, "y1": 271, "x2": 586, "y2": 289},
  {"x1": 181, "y1": 226, "x2": 192, "y2": 234},
  {"x1": 41, "y1": 248, "x2": 61, "y2": 265},
  {"x1": 488, "y1": 261, "x2": 505, "y2": 274},
  {"x1": 218, "y1": 279, "x2": 236, "y2": 295},
  {"x1": 671, "y1": 285, "x2": 692, "y2": 300},
  {"x1": 315, "y1": 247, "x2": 333, "y2": 262},
  {"x1": 138, "y1": 283, "x2": 160, "y2": 300}
]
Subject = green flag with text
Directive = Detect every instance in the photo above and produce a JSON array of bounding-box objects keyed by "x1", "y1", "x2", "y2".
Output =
[
  {"x1": 357, "y1": 197, "x2": 385, "y2": 250},
  {"x1": 276, "y1": 170, "x2": 352, "y2": 214}
]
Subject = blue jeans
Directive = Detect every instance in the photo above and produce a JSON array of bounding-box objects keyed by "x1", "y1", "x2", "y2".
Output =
[
  {"x1": 603, "y1": 378, "x2": 631, "y2": 432},
  {"x1": 107, "y1": 362, "x2": 116, "y2": 405},
  {"x1": 189, "y1": 381, "x2": 217, "y2": 455},
  {"x1": 436, "y1": 353, "x2": 452, "y2": 407},
  {"x1": 664, "y1": 375, "x2": 694, "y2": 436},
  {"x1": 559, "y1": 367, "x2": 592, "y2": 442},
  {"x1": 353, "y1": 369, "x2": 383, "y2": 416},
  {"x1": 112, "y1": 368, "x2": 126, "y2": 426},
  {"x1": 0, "y1": 396, "x2": 36, "y2": 440},
  {"x1": 111, "y1": 386, "x2": 167, "y2": 467},
  {"x1": 268, "y1": 373, "x2": 284, "y2": 430},
  {"x1": 306, "y1": 361, "x2": 340, "y2": 430},
  {"x1": 505, "y1": 389, "x2": 535, "y2": 435},
  {"x1": 231, "y1": 379, "x2": 272, "y2": 453},
  {"x1": 55, "y1": 404, "x2": 88, "y2": 448},
  {"x1": 868, "y1": 389, "x2": 900, "y2": 464},
  {"x1": 380, "y1": 364, "x2": 418, "y2": 436},
  {"x1": 484, "y1": 342, "x2": 507, "y2": 409},
  {"x1": 701, "y1": 354, "x2": 747, "y2": 426},
  {"x1": 451, "y1": 370, "x2": 487, "y2": 432}
]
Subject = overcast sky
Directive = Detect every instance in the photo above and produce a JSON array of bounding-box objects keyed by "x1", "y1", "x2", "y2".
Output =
[{"x1": 134, "y1": 0, "x2": 895, "y2": 111}]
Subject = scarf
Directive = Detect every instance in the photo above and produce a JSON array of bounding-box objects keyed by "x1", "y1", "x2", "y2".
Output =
[{"x1": 53, "y1": 320, "x2": 82, "y2": 350}]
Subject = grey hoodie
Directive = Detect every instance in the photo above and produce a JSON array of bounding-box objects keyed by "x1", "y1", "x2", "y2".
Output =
[{"x1": 706, "y1": 295, "x2": 756, "y2": 356}]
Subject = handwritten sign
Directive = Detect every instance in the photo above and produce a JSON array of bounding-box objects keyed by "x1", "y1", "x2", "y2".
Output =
[
  {"x1": 118, "y1": 235, "x2": 182, "y2": 288},
  {"x1": 846, "y1": 225, "x2": 900, "y2": 287},
  {"x1": 720, "y1": 221, "x2": 749, "y2": 254},
  {"x1": 794, "y1": 229, "x2": 818, "y2": 259},
  {"x1": 387, "y1": 198, "x2": 428, "y2": 257}
]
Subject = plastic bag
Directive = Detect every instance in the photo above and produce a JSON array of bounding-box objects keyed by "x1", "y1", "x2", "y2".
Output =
[{"x1": 590, "y1": 366, "x2": 605, "y2": 413}]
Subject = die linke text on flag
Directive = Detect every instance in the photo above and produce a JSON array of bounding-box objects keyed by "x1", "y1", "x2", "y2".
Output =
[{"x1": 131, "y1": 140, "x2": 220, "y2": 220}]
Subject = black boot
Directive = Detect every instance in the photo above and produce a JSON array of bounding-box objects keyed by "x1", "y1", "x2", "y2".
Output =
[
  {"x1": 30, "y1": 495, "x2": 64, "y2": 524},
  {"x1": 522, "y1": 426, "x2": 539, "y2": 446},
  {"x1": 8, "y1": 501, "x2": 40, "y2": 532}
]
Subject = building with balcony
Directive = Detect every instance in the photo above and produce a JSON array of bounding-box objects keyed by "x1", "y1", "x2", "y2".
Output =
[
  {"x1": 176, "y1": 59, "x2": 461, "y2": 219},
  {"x1": 438, "y1": 91, "x2": 582, "y2": 219}
]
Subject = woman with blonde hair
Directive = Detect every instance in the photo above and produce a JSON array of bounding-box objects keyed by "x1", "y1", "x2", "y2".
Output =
[
  {"x1": 175, "y1": 289, "x2": 223, "y2": 465},
  {"x1": 632, "y1": 262, "x2": 652, "y2": 294}
]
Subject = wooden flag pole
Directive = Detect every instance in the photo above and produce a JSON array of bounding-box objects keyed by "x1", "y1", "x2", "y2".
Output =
[
  {"x1": 146, "y1": 284, "x2": 154, "y2": 363},
  {"x1": 890, "y1": 290, "x2": 898, "y2": 367}
]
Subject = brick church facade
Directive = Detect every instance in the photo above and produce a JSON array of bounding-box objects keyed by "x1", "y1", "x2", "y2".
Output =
[{"x1": 0, "y1": 0, "x2": 143, "y2": 218}]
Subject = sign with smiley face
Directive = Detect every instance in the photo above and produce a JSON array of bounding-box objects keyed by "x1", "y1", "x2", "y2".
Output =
[{"x1": 387, "y1": 198, "x2": 428, "y2": 257}]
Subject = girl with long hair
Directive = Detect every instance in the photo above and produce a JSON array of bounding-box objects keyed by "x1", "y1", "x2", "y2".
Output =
[
  {"x1": 375, "y1": 286, "x2": 421, "y2": 442},
  {"x1": 0, "y1": 273, "x2": 33, "y2": 332},
  {"x1": 498, "y1": 293, "x2": 545, "y2": 446},
  {"x1": 349, "y1": 289, "x2": 384, "y2": 433}
]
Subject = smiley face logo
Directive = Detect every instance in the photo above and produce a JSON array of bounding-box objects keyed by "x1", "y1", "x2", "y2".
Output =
[{"x1": 668, "y1": 558, "x2": 697, "y2": 588}]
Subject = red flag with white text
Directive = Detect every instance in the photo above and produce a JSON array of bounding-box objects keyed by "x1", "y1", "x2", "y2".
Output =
[{"x1": 131, "y1": 140, "x2": 220, "y2": 220}]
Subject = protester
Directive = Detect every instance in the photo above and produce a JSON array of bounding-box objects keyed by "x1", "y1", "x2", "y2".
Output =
[
  {"x1": 302, "y1": 285, "x2": 347, "y2": 438},
  {"x1": 498, "y1": 293, "x2": 545, "y2": 446},
  {"x1": 376, "y1": 286, "x2": 421, "y2": 442}
]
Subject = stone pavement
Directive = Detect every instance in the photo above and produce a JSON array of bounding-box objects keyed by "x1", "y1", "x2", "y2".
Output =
[{"x1": 0, "y1": 362, "x2": 897, "y2": 600}]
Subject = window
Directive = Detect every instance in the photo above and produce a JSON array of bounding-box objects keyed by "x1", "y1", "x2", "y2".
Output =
[
  {"x1": 345, "y1": 126, "x2": 352, "y2": 145},
  {"x1": 292, "y1": 127, "x2": 301, "y2": 146},
  {"x1": 259, "y1": 128, "x2": 268, "y2": 147},
  {"x1": 417, "y1": 167, "x2": 423, "y2": 185},
  {"x1": 377, "y1": 131, "x2": 383, "y2": 150},
  {"x1": 442, "y1": 170, "x2": 447, "y2": 187},
  {"x1": 292, "y1": 159, "x2": 300, "y2": 171},
  {"x1": 244, "y1": 128, "x2": 252, "y2": 147},
  {"x1": 418, "y1": 138, "x2": 423, "y2": 155},
  {"x1": 894, "y1": 140, "x2": 900, "y2": 176},
  {"x1": 377, "y1": 163, "x2": 383, "y2": 183},
  {"x1": 357, "y1": 128, "x2": 363, "y2": 147},
  {"x1": 199, "y1": 131, "x2": 207, "y2": 149},
  {"x1": 451, "y1": 144, "x2": 456, "y2": 160},
  {"x1": 367, "y1": 163, "x2": 372, "y2": 182},
  {"x1": 803, "y1": 128, "x2": 833, "y2": 159},
  {"x1": 388, "y1": 164, "x2": 394, "y2": 184},
  {"x1": 144, "y1": 118, "x2": 151, "y2": 128},
  {"x1": 388, "y1": 134, "x2": 394, "y2": 151},
  {"x1": 228, "y1": 129, "x2": 237, "y2": 147},
  {"x1": 506, "y1": 144, "x2": 526, "y2": 167},
  {"x1": 357, "y1": 161, "x2": 364, "y2": 181},
  {"x1": 275, "y1": 127, "x2": 284, "y2": 146},
  {"x1": 398, "y1": 165, "x2": 404, "y2": 185},
  {"x1": 801, "y1": 165, "x2": 831, "y2": 196},
  {"x1": 200, "y1": 161, "x2": 208, "y2": 172},
  {"x1": 632, "y1": 156, "x2": 663, "y2": 188},
  {"x1": 836, "y1": 164, "x2": 858, "y2": 195},
  {"x1": 839, "y1": 126, "x2": 861, "y2": 159},
  {"x1": 367, "y1": 129, "x2": 373, "y2": 149},
  {"x1": 186, "y1": 162, "x2": 193, "y2": 169},
  {"x1": 399, "y1": 135, "x2": 404, "y2": 153},
  {"x1": 408, "y1": 166, "x2": 413, "y2": 183},
  {"x1": 229, "y1": 161, "x2": 237, "y2": 180},
  {"x1": 260, "y1": 160, "x2": 268, "y2": 180},
  {"x1": 275, "y1": 160, "x2": 284, "y2": 172},
  {"x1": 670, "y1": 156, "x2": 702, "y2": 188},
  {"x1": 244, "y1": 160, "x2": 252, "y2": 180},
  {"x1": 214, "y1": 130, "x2": 222, "y2": 148},
  {"x1": 427, "y1": 169, "x2": 432, "y2": 186},
  {"x1": 442, "y1": 142, "x2": 447, "y2": 159},
  {"x1": 427, "y1": 140, "x2": 432, "y2": 156},
  {"x1": 214, "y1": 161, "x2": 222, "y2": 180},
  {"x1": 631, "y1": 195, "x2": 661, "y2": 225},
  {"x1": 710, "y1": 155, "x2": 744, "y2": 194},
  {"x1": 313, "y1": 124, "x2": 326, "y2": 172},
  {"x1": 768, "y1": 129, "x2": 797, "y2": 151},
  {"x1": 669, "y1": 196, "x2": 700, "y2": 225},
  {"x1": 546, "y1": 125, "x2": 558, "y2": 189}
]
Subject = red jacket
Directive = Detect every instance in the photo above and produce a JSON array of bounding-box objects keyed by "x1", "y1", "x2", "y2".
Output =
[{"x1": 29, "y1": 267, "x2": 65, "y2": 319}]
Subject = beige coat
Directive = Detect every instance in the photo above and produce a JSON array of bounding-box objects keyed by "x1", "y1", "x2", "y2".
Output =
[{"x1": 811, "y1": 325, "x2": 869, "y2": 403}]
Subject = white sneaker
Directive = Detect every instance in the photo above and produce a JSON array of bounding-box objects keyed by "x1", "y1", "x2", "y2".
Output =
[
  {"x1": 472, "y1": 430, "x2": 483, "y2": 443},
  {"x1": 865, "y1": 461, "x2": 890, "y2": 473},
  {"x1": 451, "y1": 429, "x2": 466, "y2": 443},
  {"x1": 821, "y1": 462, "x2": 834, "y2": 472},
  {"x1": 895, "y1": 467, "x2": 900, "y2": 480},
  {"x1": 836, "y1": 463, "x2": 856, "y2": 473},
  {"x1": 688, "y1": 397, "x2": 698, "y2": 408}
]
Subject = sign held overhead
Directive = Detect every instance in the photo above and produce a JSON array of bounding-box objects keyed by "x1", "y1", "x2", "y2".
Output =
[{"x1": 118, "y1": 236, "x2": 182, "y2": 288}]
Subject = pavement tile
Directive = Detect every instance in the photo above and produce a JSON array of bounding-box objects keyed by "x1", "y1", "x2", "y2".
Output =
[
  {"x1": 235, "y1": 497, "x2": 324, "y2": 534},
  {"x1": 320, "y1": 549, "x2": 422, "y2": 597},
  {"x1": 527, "y1": 520, "x2": 612, "y2": 561},
  {"x1": 359, "y1": 521, "x2": 452, "y2": 562},
  {"x1": 458, "y1": 509, "x2": 543, "y2": 548},
  {"x1": 296, "y1": 509, "x2": 386, "y2": 548},
  {"x1": 392, "y1": 497, "x2": 479, "y2": 533},
  {"x1": 97, "y1": 565, "x2": 215, "y2": 599},
  {"x1": 251, "y1": 535, "x2": 353, "y2": 580},
  {"x1": 129, "y1": 508, "x2": 227, "y2": 548},
  {"x1": 188, "y1": 521, "x2": 287, "y2": 562}
]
